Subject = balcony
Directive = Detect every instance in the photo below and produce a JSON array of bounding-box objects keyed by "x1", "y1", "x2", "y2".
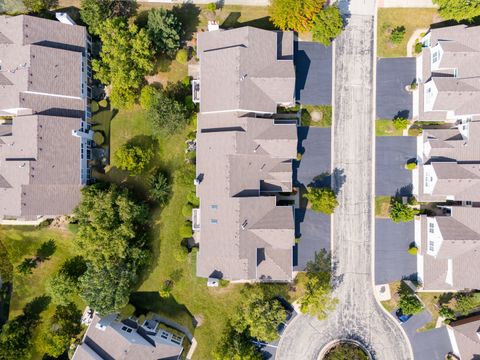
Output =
[
  {"x1": 192, "y1": 208, "x2": 200, "y2": 231},
  {"x1": 192, "y1": 80, "x2": 200, "y2": 104}
]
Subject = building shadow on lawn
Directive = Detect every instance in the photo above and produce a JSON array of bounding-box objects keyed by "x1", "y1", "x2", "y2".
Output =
[
  {"x1": 221, "y1": 12, "x2": 275, "y2": 30},
  {"x1": 129, "y1": 291, "x2": 196, "y2": 333}
]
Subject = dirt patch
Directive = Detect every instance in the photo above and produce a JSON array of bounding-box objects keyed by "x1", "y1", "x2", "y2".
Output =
[{"x1": 48, "y1": 216, "x2": 70, "y2": 231}]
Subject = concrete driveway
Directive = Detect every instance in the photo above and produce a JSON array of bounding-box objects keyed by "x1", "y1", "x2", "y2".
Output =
[
  {"x1": 399, "y1": 311, "x2": 453, "y2": 360},
  {"x1": 294, "y1": 209, "x2": 330, "y2": 271},
  {"x1": 295, "y1": 127, "x2": 331, "y2": 188},
  {"x1": 294, "y1": 42, "x2": 332, "y2": 105},
  {"x1": 376, "y1": 58, "x2": 416, "y2": 119},
  {"x1": 375, "y1": 219, "x2": 416, "y2": 285},
  {"x1": 376, "y1": 136, "x2": 416, "y2": 196}
]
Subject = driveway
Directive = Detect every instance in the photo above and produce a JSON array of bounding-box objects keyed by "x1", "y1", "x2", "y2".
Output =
[
  {"x1": 376, "y1": 58, "x2": 416, "y2": 119},
  {"x1": 295, "y1": 42, "x2": 332, "y2": 105},
  {"x1": 295, "y1": 127, "x2": 331, "y2": 188},
  {"x1": 376, "y1": 136, "x2": 416, "y2": 196},
  {"x1": 399, "y1": 311, "x2": 453, "y2": 360},
  {"x1": 375, "y1": 219, "x2": 416, "y2": 285},
  {"x1": 294, "y1": 209, "x2": 330, "y2": 271}
]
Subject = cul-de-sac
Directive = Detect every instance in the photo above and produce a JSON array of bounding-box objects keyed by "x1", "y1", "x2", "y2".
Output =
[{"x1": 1, "y1": 0, "x2": 480, "y2": 359}]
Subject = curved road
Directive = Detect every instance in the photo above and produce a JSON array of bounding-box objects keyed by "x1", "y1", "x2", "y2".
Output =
[{"x1": 277, "y1": 3, "x2": 413, "y2": 360}]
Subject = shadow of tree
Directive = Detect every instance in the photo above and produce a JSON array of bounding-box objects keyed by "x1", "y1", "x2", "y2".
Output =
[{"x1": 172, "y1": 3, "x2": 201, "y2": 43}]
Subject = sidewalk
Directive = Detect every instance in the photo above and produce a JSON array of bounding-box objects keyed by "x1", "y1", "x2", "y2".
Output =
[
  {"x1": 141, "y1": 0, "x2": 269, "y2": 5},
  {"x1": 377, "y1": 0, "x2": 437, "y2": 8}
]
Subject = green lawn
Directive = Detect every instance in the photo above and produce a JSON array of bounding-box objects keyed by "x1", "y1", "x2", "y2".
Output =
[
  {"x1": 377, "y1": 8, "x2": 441, "y2": 58},
  {"x1": 0, "y1": 226, "x2": 84, "y2": 359},
  {"x1": 301, "y1": 105, "x2": 332, "y2": 128},
  {"x1": 376, "y1": 119, "x2": 404, "y2": 136},
  {"x1": 375, "y1": 196, "x2": 392, "y2": 218}
]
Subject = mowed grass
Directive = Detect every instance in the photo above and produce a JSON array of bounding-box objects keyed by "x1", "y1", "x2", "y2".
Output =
[
  {"x1": 0, "y1": 226, "x2": 84, "y2": 359},
  {"x1": 375, "y1": 196, "x2": 392, "y2": 218},
  {"x1": 377, "y1": 8, "x2": 441, "y2": 58},
  {"x1": 376, "y1": 119, "x2": 404, "y2": 136}
]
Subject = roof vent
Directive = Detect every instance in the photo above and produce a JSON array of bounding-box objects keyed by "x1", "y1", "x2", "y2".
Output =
[
  {"x1": 241, "y1": 219, "x2": 248, "y2": 230},
  {"x1": 240, "y1": 74, "x2": 247, "y2": 81}
]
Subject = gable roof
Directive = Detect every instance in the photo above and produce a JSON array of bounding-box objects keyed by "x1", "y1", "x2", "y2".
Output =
[{"x1": 449, "y1": 315, "x2": 480, "y2": 360}]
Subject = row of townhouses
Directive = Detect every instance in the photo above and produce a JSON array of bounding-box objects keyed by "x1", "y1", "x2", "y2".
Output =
[
  {"x1": 409, "y1": 24, "x2": 480, "y2": 359},
  {"x1": 0, "y1": 14, "x2": 92, "y2": 225}
]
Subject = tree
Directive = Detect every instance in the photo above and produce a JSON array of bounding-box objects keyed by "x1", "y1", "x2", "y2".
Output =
[
  {"x1": 80, "y1": 0, "x2": 138, "y2": 35},
  {"x1": 439, "y1": 305, "x2": 455, "y2": 323},
  {"x1": 114, "y1": 143, "x2": 153, "y2": 175},
  {"x1": 148, "y1": 171, "x2": 171, "y2": 204},
  {"x1": 304, "y1": 187, "x2": 338, "y2": 214},
  {"x1": 312, "y1": 6, "x2": 343, "y2": 46},
  {"x1": 398, "y1": 282, "x2": 423, "y2": 315},
  {"x1": 92, "y1": 18, "x2": 154, "y2": 109},
  {"x1": 47, "y1": 256, "x2": 87, "y2": 305},
  {"x1": 41, "y1": 303, "x2": 82, "y2": 357},
  {"x1": 36, "y1": 239, "x2": 56, "y2": 261},
  {"x1": 455, "y1": 293, "x2": 478, "y2": 315},
  {"x1": 231, "y1": 290, "x2": 285, "y2": 342},
  {"x1": 140, "y1": 85, "x2": 161, "y2": 110},
  {"x1": 389, "y1": 198, "x2": 417, "y2": 223},
  {"x1": 17, "y1": 258, "x2": 37, "y2": 275},
  {"x1": 212, "y1": 325, "x2": 263, "y2": 360},
  {"x1": 300, "y1": 250, "x2": 337, "y2": 319},
  {"x1": 22, "y1": 0, "x2": 57, "y2": 13},
  {"x1": 392, "y1": 116, "x2": 409, "y2": 130},
  {"x1": 73, "y1": 185, "x2": 149, "y2": 313},
  {"x1": 433, "y1": 0, "x2": 480, "y2": 22},
  {"x1": 269, "y1": 0, "x2": 324, "y2": 33},
  {"x1": 390, "y1": 26, "x2": 406, "y2": 44},
  {"x1": 176, "y1": 49, "x2": 189, "y2": 64},
  {"x1": 147, "y1": 8, "x2": 183, "y2": 57},
  {"x1": 79, "y1": 264, "x2": 134, "y2": 315},
  {"x1": 207, "y1": 2, "x2": 216, "y2": 12},
  {"x1": 149, "y1": 91, "x2": 188, "y2": 135}
]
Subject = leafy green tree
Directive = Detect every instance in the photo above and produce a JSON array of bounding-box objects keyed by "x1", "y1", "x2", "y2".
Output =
[
  {"x1": 47, "y1": 256, "x2": 87, "y2": 305},
  {"x1": 41, "y1": 303, "x2": 82, "y2": 357},
  {"x1": 17, "y1": 258, "x2": 37, "y2": 275},
  {"x1": 439, "y1": 305, "x2": 455, "y2": 323},
  {"x1": 392, "y1": 117, "x2": 409, "y2": 130},
  {"x1": 22, "y1": 0, "x2": 57, "y2": 13},
  {"x1": 390, "y1": 26, "x2": 406, "y2": 44},
  {"x1": 231, "y1": 290, "x2": 285, "y2": 342},
  {"x1": 433, "y1": 0, "x2": 480, "y2": 22},
  {"x1": 212, "y1": 325, "x2": 262, "y2": 360},
  {"x1": 398, "y1": 282, "x2": 423, "y2": 315},
  {"x1": 455, "y1": 293, "x2": 478, "y2": 315},
  {"x1": 140, "y1": 85, "x2": 161, "y2": 110},
  {"x1": 312, "y1": 6, "x2": 343, "y2": 46},
  {"x1": 300, "y1": 250, "x2": 337, "y2": 319},
  {"x1": 147, "y1": 8, "x2": 183, "y2": 57},
  {"x1": 80, "y1": 0, "x2": 138, "y2": 35},
  {"x1": 389, "y1": 198, "x2": 417, "y2": 223},
  {"x1": 269, "y1": 0, "x2": 324, "y2": 33},
  {"x1": 93, "y1": 18, "x2": 154, "y2": 109},
  {"x1": 148, "y1": 171, "x2": 171, "y2": 204},
  {"x1": 114, "y1": 143, "x2": 153, "y2": 175},
  {"x1": 149, "y1": 91, "x2": 188, "y2": 135},
  {"x1": 304, "y1": 187, "x2": 338, "y2": 214},
  {"x1": 79, "y1": 264, "x2": 135, "y2": 315},
  {"x1": 207, "y1": 2, "x2": 216, "y2": 12}
]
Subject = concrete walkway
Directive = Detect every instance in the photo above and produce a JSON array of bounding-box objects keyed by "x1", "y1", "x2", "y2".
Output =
[
  {"x1": 276, "y1": 2, "x2": 413, "y2": 359},
  {"x1": 141, "y1": 0, "x2": 269, "y2": 5},
  {"x1": 406, "y1": 28, "x2": 428, "y2": 57},
  {"x1": 377, "y1": 0, "x2": 437, "y2": 8}
]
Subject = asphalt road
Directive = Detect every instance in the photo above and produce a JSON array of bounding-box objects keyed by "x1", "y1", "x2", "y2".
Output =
[{"x1": 277, "y1": 9, "x2": 413, "y2": 360}]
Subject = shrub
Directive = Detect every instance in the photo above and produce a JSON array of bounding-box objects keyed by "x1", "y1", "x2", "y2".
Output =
[
  {"x1": 179, "y1": 222, "x2": 193, "y2": 238},
  {"x1": 390, "y1": 26, "x2": 406, "y2": 44},
  {"x1": 114, "y1": 143, "x2": 153, "y2": 175},
  {"x1": 140, "y1": 85, "x2": 161, "y2": 110},
  {"x1": 17, "y1": 258, "x2": 37, "y2": 275},
  {"x1": 148, "y1": 171, "x2": 171, "y2": 204},
  {"x1": 182, "y1": 203, "x2": 194, "y2": 218},
  {"x1": 98, "y1": 99, "x2": 108, "y2": 108},
  {"x1": 93, "y1": 131, "x2": 105, "y2": 146},
  {"x1": 414, "y1": 42, "x2": 423, "y2": 54},
  {"x1": 304, "y1": 187, "x2": 338, "y2": 215},
  {"x1": 454, "y1": 293, "x2": 479, "y2": 315},
  {"x1": 182, "y1": 76, "x2": 191, "y2": 87},
  {"x1": 439, "y1": 306, "x2": 455, "y2": 323},
  {"x1": 187, "y1": 192, "x2": 200, "y2": 207},
  {"x1": 393, "y1": 117, "x2": 409, "y2": 130},
  {"x1": 176, "y1": 49, "x2": 189, "y2": 64},
  {"x1": 149, "y1": 90, "x2": 188, "y2": 135},
  {"x1": 405, "y1": 162, "x2": 417, "y2": 170},
  {"x1": 407, "y1": 246, "x2": 417, "y2": 256},
  {"x1": 90, "y1": 100, "x2": 99, "y2": 113},
  {"x1": 207, "y1": 2, "x2": 216, "y2": 12},
  {"x1": 389, "y1": 198, "x2": 417, "y2": 223},
  {"x1": 185, "y1": 95, "x2": 195, "y2": 112},
  {"x1": 398, "y1": 282, "x2": 423, "y2": 315}
]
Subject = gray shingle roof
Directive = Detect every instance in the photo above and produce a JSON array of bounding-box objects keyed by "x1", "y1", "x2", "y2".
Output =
[
  {"x1": 197, "y1": 27, "x2": 295, "y2": 113},
  {"x1": 449, "y1": 315, "x2": 480, "y2": 360}
]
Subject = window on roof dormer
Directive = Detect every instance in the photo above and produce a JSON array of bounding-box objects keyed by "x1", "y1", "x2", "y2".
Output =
[{"x1": 432, "y1": 51, "x2": 439, "y2": 63}]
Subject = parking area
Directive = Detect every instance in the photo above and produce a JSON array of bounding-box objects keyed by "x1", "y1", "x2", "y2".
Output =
[
  {"x1": 294, "y1": 41, "x2": 332, "y2": 105},
  {"x1": 294, "y1": 209, "x2": 330, "y2": 270},
  {"x1": 295, "y1": 127, "x2": 331, "y2": 188},
  {"x1": 376, "y1": 58, "x2": 416, "y2": 119},
  {"x1": 376, "y1": 136, "x2": 416, "y2": 196},
  {"x1": 399, "y1": 310, "x2": 453, "y2": 360},
  {"x1": 375, "y1": 219, "x2": 416, "y2": 285}
]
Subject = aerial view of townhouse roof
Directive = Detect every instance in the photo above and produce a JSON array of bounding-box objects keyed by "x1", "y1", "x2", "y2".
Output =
[{"x1": 1, "y1": 0, "x2": 480, "y2": 360}]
